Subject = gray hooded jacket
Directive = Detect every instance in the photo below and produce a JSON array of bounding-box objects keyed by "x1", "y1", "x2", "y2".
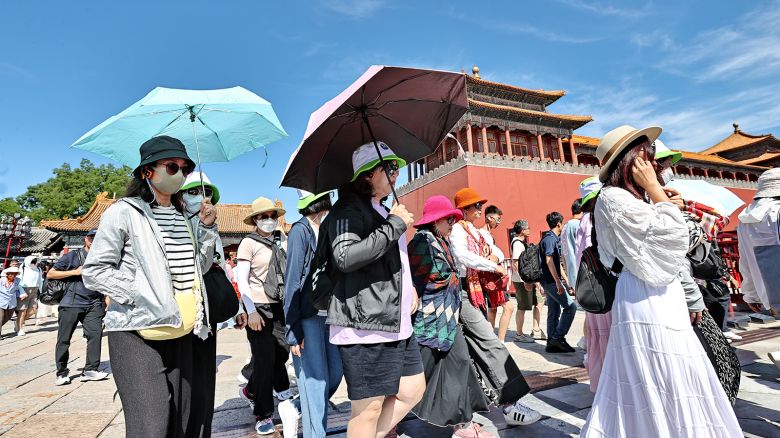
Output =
[{"x1": 82, "y1": 197, "x2": 218, "y2": 332}]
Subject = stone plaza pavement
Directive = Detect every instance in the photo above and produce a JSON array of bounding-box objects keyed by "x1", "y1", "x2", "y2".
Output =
[{"x1": 1, "y1": 308, "x2": 779, "y2": 437}]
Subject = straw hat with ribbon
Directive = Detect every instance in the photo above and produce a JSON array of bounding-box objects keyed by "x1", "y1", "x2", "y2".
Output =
[
  {"x1": 243, "y1": 197, "x2": 286, "y2": 225},
  {"x1": 596, "y1": 125, "x2": 662, "y2": 182}
]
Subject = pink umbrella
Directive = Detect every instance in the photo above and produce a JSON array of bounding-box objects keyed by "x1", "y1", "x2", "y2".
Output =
[{"x1": 280, "y1": 65, "x2": 468, "y2": 198}]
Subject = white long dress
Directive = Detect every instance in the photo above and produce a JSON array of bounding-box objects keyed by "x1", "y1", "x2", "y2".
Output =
[{"x1": 581, "y1": 187, "x2": 741, "y2": 438}]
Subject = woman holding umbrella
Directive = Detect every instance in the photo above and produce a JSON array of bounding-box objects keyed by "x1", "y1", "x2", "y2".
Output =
[
  {"x1": 83, "y1": 136, "x2": 219, "y2": 438},
  {"x1": 324, "y1": 141, "x2": 425, "y2": 438}
]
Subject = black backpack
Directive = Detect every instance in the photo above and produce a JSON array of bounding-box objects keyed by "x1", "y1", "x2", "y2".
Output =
[
  {"x1": 519, "y1": 242, "x2": 543, "y2": 283},
  {"x1": 244, "y1": 231, "x2": 287, "y2": 301},
  {"x1": 40, "y1": 251, "x2": 83, "y2": 305}
]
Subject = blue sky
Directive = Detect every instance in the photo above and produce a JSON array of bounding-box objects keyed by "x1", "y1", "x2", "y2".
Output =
[{"x1": 2, "y1": 0, "x2": 779, "y2": 221}]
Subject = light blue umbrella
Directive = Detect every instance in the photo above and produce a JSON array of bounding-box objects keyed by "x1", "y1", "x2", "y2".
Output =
[{"x1": 71, "y1": 86, "x2": 287, "y2": 169}]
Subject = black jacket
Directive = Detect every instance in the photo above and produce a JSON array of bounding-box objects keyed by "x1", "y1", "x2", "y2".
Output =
[{"x1": 324, "y1": 192, "x2": 407, "y2": 332}]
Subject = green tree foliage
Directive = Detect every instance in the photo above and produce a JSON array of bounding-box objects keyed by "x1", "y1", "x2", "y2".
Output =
[
  {"x1": 0, "y1": 197, "x2": 24, "y2": 217},
  {"x1": 15, "y1": 159, "x2": 131, "y2": 222}
]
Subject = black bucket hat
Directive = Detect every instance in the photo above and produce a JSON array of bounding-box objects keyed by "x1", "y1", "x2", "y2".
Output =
[{"x1": 133, "y1": 136, "x2": 195, "y2": 177}]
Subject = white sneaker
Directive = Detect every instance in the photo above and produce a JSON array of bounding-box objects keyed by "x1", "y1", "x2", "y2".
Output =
[
  {"x1": 503, "y1": 400, "x2": 542, "y2": 426},
  {"x1": 55, "y1": 375, "x2": 71, "y2": 386},
  {"x1": 82, "y1": 370, "x2": 109, "y2": 381},
  {"x1": 723, "y1": 331, "x2": 742, "y2": 341},
  {"x1": 768, "y1": 350, "x2": 780, "y2": 371},
  {"x1": 16, "y1": 330, "x2": 26, "y2": 336},
  {"x1": 278, "y1": 398, "x2": 301, "y2": 438}
]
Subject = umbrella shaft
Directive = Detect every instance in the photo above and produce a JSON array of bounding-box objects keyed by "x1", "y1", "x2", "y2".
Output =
[{"x1": 361, "y1": 113, "x2": 399, "y2": 204}]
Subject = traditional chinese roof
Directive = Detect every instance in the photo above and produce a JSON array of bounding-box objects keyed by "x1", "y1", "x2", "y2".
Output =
[
  {"x1": 40, "y1": 192, "x2": 280, "y2": 235},
  {"x1": 737, "y1": 151, "x2": 780, "y2": 166},
  {"x1": 467, "y1": 99, "x2": 592, "y2": 128},
  {"x1": 571, "y1": 134, "x2": 600, "y2": 147},
  {"x1": 466, "y1": 75, "x2": 566, "y2": 104},
  {"x1": 0, "y1": 228, "x2": 62, "y2": 256},
  {"x1": 40, "y1": 192, "x2": 115, "y2": 232},
  {"x1": 700, "y1": 124, "x2": 780, "y2": 156},
  {"x1": 678, "y1": 151, "x2": 765, "y2": 169}
]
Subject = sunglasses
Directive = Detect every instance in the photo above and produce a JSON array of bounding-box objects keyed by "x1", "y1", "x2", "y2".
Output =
[
  {"x1": 473, "y1": 202, "x2": 483, "y2": 211},
  {"x1": 381, "y1": 161, "x2": 400, "y2": 176},
  {"x1": 446, "y1": 216, "x2": 457, "y2": 225},
  {"x1": 258, "y1": 212, "x2": 279, "y2": 220},
  {"x1": 186, "y1": 187, "x2": 213, "y2": 198},
  {"x1": 488, "y1": 215, "x2": 502, "y2": 224},
  {"x1": 157, "y1": 162, "x2": 194, "y2": 177}
]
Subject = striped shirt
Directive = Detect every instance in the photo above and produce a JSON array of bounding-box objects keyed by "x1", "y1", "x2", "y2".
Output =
[{"x1": 152, "y1": 205, "x2": 196, "y2": 293}]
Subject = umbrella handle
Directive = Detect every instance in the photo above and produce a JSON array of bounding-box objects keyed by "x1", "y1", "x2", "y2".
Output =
[{"x1": 361, "y1": 113, "x2": 400, "y2": 205}]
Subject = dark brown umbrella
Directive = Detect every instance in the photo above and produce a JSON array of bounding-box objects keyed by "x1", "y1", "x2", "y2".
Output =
[{"x1": 280, "y1": 65, "x2": 468, "y2": 199}]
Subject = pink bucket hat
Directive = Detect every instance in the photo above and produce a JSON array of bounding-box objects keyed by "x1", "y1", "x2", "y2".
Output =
[{"x1": 415, "y1": 195, "x2": 463, "y2": 228}]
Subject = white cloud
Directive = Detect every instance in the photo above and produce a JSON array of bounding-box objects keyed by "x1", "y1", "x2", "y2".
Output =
[
  {"x1": 490, "y1": 20, "x2": 601, "y2": 44},
  {"x1": 557, "y1": 77, "x2": 780, "y2": 151},
  {"x1": 555, "y1": 0, "x2": 653, "y2": 19},
  {"x1": 639, "y1": 0, "x2": 780, "y2": 81},
  {"x1": 323, "y1": 0, "x2": 387, "y2": 18}
]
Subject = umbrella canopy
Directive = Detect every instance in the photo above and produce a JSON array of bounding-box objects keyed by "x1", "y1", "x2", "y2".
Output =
[
  {"x1": 280, "y1": 65, "x2": 468, "y2": 193},
  {"x1": 71, "y1": 86, "x2": 287, "y2": 168},
  {"x1": 666, "y1": 179, "x2": 746, "y2": 216}
]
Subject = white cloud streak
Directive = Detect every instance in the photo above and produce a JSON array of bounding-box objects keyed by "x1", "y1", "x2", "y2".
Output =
[
  {"x1": 637, "y1": 0, "x2": 780, "y2": 81},
  {"x1": 555, "y1": 0, "x2": 653, "y2": 19},
  {"x1": 322, "y1": 0, "x2": 387, "y2": 18}
]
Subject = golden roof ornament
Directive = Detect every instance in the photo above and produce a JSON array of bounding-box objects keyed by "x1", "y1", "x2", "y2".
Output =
[{"x1": 472, "y1": 66, "x2": 480, "y2": 79}]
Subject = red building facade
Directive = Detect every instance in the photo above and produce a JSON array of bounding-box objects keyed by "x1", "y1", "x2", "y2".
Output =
[{"x1": 398, "y1": 67, "x2": 767, "y2": 256}]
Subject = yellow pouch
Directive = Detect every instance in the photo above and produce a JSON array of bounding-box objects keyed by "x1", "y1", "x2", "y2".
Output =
[
  {"x1": 138, "y1": 289, "x2": 197, "y2": 341},
  {"x1": 139, "y1": 219, "x2": 200, "y2": 341}
]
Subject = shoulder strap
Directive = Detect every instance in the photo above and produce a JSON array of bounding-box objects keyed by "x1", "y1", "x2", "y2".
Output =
[{"x1": 590, "y1": 206, "x2": 623, "y2": 274}]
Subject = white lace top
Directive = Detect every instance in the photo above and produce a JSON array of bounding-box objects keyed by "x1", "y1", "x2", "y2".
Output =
[{"x1": 593, "y1": 187, "x2": 688, "y2": 287}]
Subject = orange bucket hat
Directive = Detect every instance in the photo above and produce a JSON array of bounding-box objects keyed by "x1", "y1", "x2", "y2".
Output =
[{"x1": 454, "y1": 188, "x2": 488, "y2": 209}]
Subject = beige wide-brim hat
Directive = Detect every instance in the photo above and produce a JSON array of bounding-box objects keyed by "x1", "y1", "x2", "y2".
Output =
[
  {"x1": 596, "y1": 125, "x2": 662, "y2": 182},
  {"x1": 243, "y1": 197, "x2": 286, "y2": 225}
]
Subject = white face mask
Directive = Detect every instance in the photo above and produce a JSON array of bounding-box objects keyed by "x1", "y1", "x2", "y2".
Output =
[
  {"x1": 660, "y1": 168, "x2": 675, "y2": 185},
  {"x1": 256, "y1": 218, "x2": 278, "y2": 234},
  {"x1": 182, "y1": 193, "x2": 203, "y2": 215}
]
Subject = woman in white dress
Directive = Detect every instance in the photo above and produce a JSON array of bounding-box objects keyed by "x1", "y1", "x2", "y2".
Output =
[{"x1": 581, "y1": 125, "x2": 741, "y2": 437}]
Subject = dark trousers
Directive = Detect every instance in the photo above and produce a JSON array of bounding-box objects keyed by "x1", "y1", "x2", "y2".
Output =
[
  {"x1": 108, "y1": 330, "x2": 193, "y2": 438},
  {"x1": 246, "y1": 302, "x2": 290, "y2": 419},
  {"x1": 187, "y1": 330, "x2": 217, "y2": 438},
  {"x1": 459, "y1": 290, "x2": 530, "y2": 405},
  {"x1": 55, "y1": 304, "x2": 105, "y2": 377}
]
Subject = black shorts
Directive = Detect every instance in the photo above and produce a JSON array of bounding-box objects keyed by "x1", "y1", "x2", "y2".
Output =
[{"x1": 338, "y1": 334, "x2": 424, "y2": 401}]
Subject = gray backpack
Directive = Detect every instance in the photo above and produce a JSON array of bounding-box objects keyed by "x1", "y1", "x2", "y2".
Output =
[{"x1": 244, "y1": 231, "x2": 287, "y2": 301}]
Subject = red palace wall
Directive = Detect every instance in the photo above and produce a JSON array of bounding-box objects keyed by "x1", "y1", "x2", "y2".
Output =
[
  {"x1": 399, "y1": 166, "x2": 593, "y2": 255},
  {"x1": 399, "y1": 166, "x2": 758, "y2": 256}
]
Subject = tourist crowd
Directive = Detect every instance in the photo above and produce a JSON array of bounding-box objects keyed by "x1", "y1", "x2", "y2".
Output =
[{"x1": 2, "y1": 121, "x2": 779, "y2": 438}]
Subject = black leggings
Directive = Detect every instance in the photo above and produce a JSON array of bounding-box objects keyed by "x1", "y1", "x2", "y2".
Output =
[
  {"x1": 246, "y1": 303, "x2": 290, "y2": 418},
  {"x1": 108, "y1": 331, "x2": 193, "y2": 438}
]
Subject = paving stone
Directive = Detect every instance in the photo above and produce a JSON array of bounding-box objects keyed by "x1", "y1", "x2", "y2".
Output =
[{"x1": 3, "y1": 412, "x2": 115, "y2": 437}]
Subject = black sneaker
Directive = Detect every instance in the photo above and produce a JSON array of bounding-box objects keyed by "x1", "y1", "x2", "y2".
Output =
[
  {"x1": 545, "y1": 339, "x2": 566, "y2": 353},
  {"x1": 559, "y1": 339, "x2": 576, "y2": 353}
]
